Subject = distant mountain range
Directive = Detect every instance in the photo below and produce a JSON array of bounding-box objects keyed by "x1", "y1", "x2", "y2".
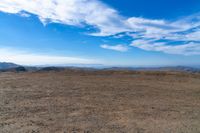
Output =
[
  {"x1": 102, "y1": 66, "x2": 200, "y2": 73},
  {"x1": 0, "y1": 62, "x2": 20, "y2": 69},
  {"x1": 0, "y1": 62, "x2": 200, "y2": 73}
]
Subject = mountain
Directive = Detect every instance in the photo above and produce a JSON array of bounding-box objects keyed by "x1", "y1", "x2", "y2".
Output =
[
  {"x1": 0, "y1": 62, "x2": 20, "y2": 70},
  {"x1": 0, "y1": 66, "x2": 27, "y2": 72},
  {"x1": 0, "y1": 62, "x2": 200, "y2": 73},
  {"x1": 103, "y1": 66, "x2": 200, "y2": 73},
  {"x1": 38, "y1": 67, "x2": 65, "y2": 72}
]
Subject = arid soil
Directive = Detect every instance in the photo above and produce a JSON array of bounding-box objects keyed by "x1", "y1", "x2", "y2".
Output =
[{"x1": 0, "y1": 71, "x2": 200, "y2": 133}]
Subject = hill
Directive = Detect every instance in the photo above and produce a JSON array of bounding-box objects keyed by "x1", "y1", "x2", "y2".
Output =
[{"x1": 0, "y1": 62, "x2": 20, "y2": 70}]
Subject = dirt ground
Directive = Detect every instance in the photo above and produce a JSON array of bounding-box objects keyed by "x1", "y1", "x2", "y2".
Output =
[{"x1": 0, "y1": 71, "x2": 200, "y2": 133}]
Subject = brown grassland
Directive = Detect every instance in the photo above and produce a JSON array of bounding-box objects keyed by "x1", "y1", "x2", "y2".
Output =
[{"x1": 0, "y1": 70, "x2": 200, "y2": 133}]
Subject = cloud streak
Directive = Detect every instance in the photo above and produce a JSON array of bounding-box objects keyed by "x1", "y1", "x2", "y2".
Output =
[
  {"x1": 0, "y1": 48, "x2": 99, "y2": 65},
  {"x1": 0, "y1": 0, "x2": 200, "y2": 55},
  {"x1": 131, "y1": 40, "x2": 200, "y2": 55},
  {"x1": 100, "y1": 44, "x2": 129, "y2": 52}
]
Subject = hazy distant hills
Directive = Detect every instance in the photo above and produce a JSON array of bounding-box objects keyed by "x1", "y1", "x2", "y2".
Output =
[
  {"x1": 0, "y1": 62, "x2": 200, "y2": 73},
  {"x1": 103, "y1": 66, "x2": 200, "y2": 73},
  {"x1": 0, "y1": 62, "x2": 20, "y2": 69}
]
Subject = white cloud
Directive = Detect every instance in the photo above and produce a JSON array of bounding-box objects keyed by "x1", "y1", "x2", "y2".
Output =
[
  {"x1": 100, "y1": 44, "x2": 129, "y2": 52},
  {"x1": 0, "y1": 48, "x2": 100, "y2": 65},
  {"x1": 0, "y1": 0, "x2": 129, "y2": 36},
  {"x1": 131, "y1": 40, "x2": 200, "y2": 55},
  {"x1": 0, "y1": 0, "x2": 200, "y2": 55}
]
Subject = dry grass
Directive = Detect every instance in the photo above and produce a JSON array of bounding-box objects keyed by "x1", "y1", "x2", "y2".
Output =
[{"x1": 0, "y1": 71, "x2": 200, "y2": 133}]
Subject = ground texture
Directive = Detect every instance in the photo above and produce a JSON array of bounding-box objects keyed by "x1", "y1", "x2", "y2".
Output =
[{"x1": 0, "y1": 71, "x2": 200, "y2": 133}]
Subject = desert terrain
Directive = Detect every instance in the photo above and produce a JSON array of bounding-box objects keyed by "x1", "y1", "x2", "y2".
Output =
[{"x1": 0, "y1": 70, "x2": 200, "y2": 133}]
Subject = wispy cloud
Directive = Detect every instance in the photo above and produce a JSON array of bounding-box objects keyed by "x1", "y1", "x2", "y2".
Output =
[
  {"x1": 0, "y1": 0, "x2": 200, "y2": 55},
  {"x1": 100, "y1": 44, "x2": 129, "y2": 52},
  {"x1": 0, "y1": 48, "x2": 100, "y2": 65},
  {"x1": 0, "y1": 0, "x2": 129, "y2": 36},
  {"x1": 131, "y1": 40, "x2": 200, "y2": 55}
]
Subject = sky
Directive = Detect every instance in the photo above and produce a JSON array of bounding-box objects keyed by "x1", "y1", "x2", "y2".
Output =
[{"x1": 0, "y1": 0, "x2": 200, "y2": 66}]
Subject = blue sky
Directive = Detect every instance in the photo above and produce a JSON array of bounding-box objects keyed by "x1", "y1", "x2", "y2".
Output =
[{"x1": 0, "y1": 0, "x2": 200, "y2": 66}]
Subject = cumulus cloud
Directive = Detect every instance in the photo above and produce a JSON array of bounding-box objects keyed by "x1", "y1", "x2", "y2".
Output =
[
  {"x1": 0, "y1": 0, "x2": 200, "y2": 55},
  {"x1": 0, "y1": 48, "x2": 100, "y2": 65},
  {"x1": 100, "y1": 44, "x2": 129, "y2": 52}
]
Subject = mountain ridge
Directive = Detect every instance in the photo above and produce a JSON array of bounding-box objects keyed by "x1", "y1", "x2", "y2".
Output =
[
  {"x1": 0, "y1": 62, "x2": 200, "y2": 73},
  {"x1": 0, "y1": 62, "x2": 20, "y2": 69}
]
